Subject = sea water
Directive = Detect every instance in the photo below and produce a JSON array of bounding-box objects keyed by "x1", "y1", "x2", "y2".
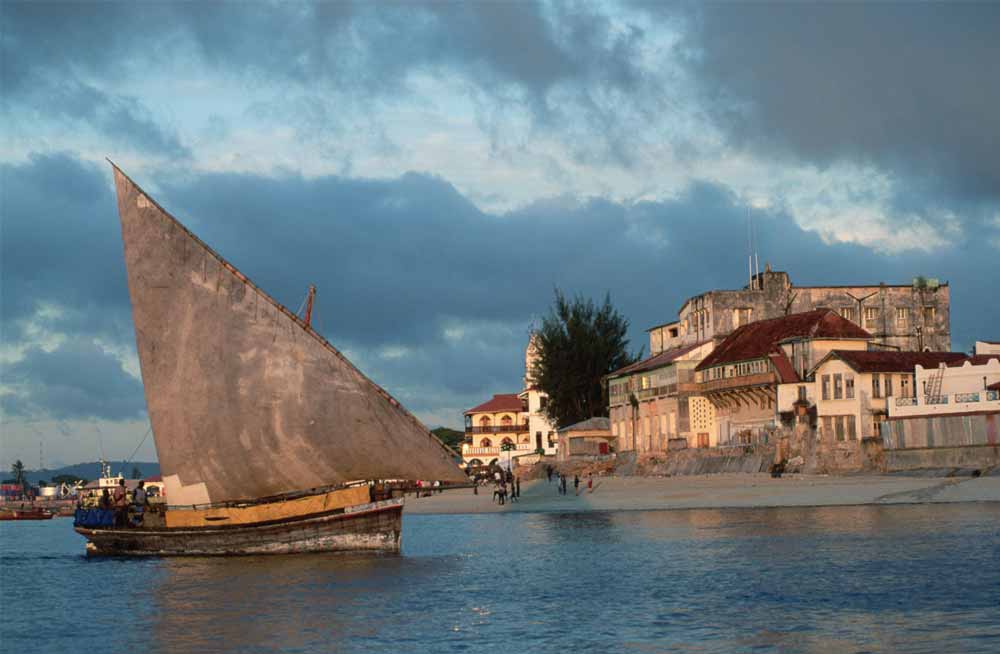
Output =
[{"x1": 2, "y1": 503, "x2": 999, "y2": 653}]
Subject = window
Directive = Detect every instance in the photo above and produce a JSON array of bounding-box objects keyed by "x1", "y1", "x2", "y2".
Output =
[
  {"x1": 798, "y1": 385, "x2": 808, "y2": 402},
  {"x1": 501, "y1": 415, "x2": 513, "y2": 426},
  {"x1": 847, "y1": 415, "x2": 857, "y2": 440},
  {"x1": 835, "y1": 416, "x2": 845, "y2": 441},
  {"x1": 923, "y1": 306, "x2": 936, "y2": 329},
  {"x1": 823, "y1": 416, "x2": 833, "y2": 437},
  {"x1": 845, "y1": 374, "x2": 855, "y2": 399},
  {"x1": 822, "y1": 375, "x2": 831, "y2": 400},
  {"x1": 834, "y1": 373, "x2": 843, "y2": 400},
  {"x1": 734, "y1": 308, "x2": 753, "y2": 327},
  {"x1": 480, "y1": 437, "x2": 492, "y2": 447},
  {"x1": 500, "y1": 437, "x2": 514, "y2": 446},
  {"x1": 872, "y1": 374, "x2": 881, "y2": 399},
  {"x1": 479, "y1": 416, "x2": 491, "y2": 428},
  {"x1": 885, "y1": 375, "x2": 893, "y2": 397},
  {"x1": 901, "y1": 375, "x2": 911, "y2": 398},
  {"x1": 896, "y1": 307, "x2": 908, "y2": 328},
  {"x1": 840, "y1": 307, "x2": 857, "y2": 323},
  {"x1": 864, "y1": 307, "x2": 880, "y2": 329},
  {"x1": 872, "y1": 417, "x2": 881, "y2": 438}
]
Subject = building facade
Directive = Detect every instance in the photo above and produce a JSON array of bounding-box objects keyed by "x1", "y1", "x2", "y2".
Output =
[
  {"x1": 805, "y1": 350, "x2": 967, "y2": 442},
  {"x1": 889, "y1": 349, "x2": 1000, "y2": 420},
  {"x1": 606, "y1": 341, "x2": 714, "y2": 453},
  {"x1": 694, "y1": 309, "x2": 872, "y2": 446},
  {"x1": 649, "y1": 268, "x2": 951, "y2": 355},
  {"x1": 461, "y1": 335, "x2": 558, "y2": 467}
]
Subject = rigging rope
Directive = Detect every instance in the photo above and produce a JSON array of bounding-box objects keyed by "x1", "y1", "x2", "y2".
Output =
[{"x1": 125, "y1": 424, "x2": 153, "y2": 466}]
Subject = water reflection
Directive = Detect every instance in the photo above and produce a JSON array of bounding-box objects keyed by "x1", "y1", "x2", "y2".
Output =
[{"x1": 5, "y1": 504, "x2": 1000, "y2": 654}]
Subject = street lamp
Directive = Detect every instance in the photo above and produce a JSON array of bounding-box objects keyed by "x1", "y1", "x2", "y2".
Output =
[{"x1": 500, "y1": 440, "x2": 515, "y2": 473}]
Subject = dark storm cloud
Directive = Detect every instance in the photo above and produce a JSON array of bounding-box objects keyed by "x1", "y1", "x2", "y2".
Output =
[
  {"x1": 1, "y1": 3, "x2": 190, "y2": 159},
  {"x1": 1, "y1": 341, "x2": 146, "y2": 421},
  {"x1": 0, "y1": 153, "x2": 132, "y2": 344},
  {"x1": 4, "y1": 153, "x2": 998, "y2": 422},
  {"x1": 682, "y1": 3, "x2": 1000, "y2": 203},
  {"x1": 2, "y1": 1, "x2": 647, "y2": 162}
]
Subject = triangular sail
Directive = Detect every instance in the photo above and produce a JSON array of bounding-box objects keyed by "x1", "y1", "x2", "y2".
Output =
[{"x1": 111, "y1": 164, "x2": 465, "y2": 505}]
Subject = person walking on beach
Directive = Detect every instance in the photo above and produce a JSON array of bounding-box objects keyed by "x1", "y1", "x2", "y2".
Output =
[
  {"x1": 546, "y1": 465, "x2": 553, "y2": 483},
  {"x1": 515, "y1": 477, "x2": 521, "y2": 499},
  {"x1": 587, "y1": 474, "x2": 593, "y2": 493},
  {"x1": 498, "y1": 480, "x2": 507, "y2": 506},
  {"x1": 559, "y1": 474, "x2": 567, "y2": 495},
  {"x1": 573, "y1": 475, "x2": 580, "y2": 496}
]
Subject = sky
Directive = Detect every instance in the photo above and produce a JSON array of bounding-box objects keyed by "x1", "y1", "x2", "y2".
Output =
[{"x1": 2, "y1": 2, "x2": 999, "y2": 470}]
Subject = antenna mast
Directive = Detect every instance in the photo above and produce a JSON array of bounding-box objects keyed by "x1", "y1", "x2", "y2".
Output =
[
  {"x1": 747, "y1": 207, "x2": 754, "y2": 289},
  {"x1": 304, "y1": 285, "x2": 316, "y2": 328}
]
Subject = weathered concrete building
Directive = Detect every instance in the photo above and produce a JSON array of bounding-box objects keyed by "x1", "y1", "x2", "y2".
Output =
[
  {"x1": 606, "y1": 341, "x2": 713, "y2": 453},
  {"x1": 694, "y1": 309, "x2": 871, "y2": 446},
  {"x1": 649, "y1": 268, "x2": 951, "y2": 355}
]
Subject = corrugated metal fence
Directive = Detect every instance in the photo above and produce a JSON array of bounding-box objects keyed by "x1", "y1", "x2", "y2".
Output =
[{"x1": 882, "y1": 413, "x2": 999, "y2": 449}]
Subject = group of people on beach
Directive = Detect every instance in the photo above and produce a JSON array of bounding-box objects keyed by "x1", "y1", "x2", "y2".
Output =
[
  {"x1": 490, "y1": 469, "x2": 520, "y2": 505},
  {"x1": 80, "y1": 479, "x2": 148, "y2": 527},
  {"x1": 545, "y1": 465, "x2": 594, "y2": 496}
]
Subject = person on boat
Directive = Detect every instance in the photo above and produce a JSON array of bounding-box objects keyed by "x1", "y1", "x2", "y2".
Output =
[
  {"x1": 131, "y1": 480, "x2": 148, "y2": 527},
  {"x1": 99, "y1": 489, "x2": 112, "y2": 510},
  {"x1": 113, "y1": 479, "x2": 128, "y2": 527}
]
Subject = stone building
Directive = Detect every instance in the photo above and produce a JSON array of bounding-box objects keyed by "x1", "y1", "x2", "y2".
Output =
[
  {"x1": 462, "y1": 394, "x2": 533, "y2": 468},
  {"x1": 803, "y1": 350, "x2": 967, "y2": 441},
  {"x1": 694, "y1": 309, "x2": 871, "y2": 446},
  {"x1": 606, "y1": 341, "x2": 714, "y2": 453},
  {"x1": 556, "y1": 417, "x2": 615, "y2": 461},
  {"x1": 648, "y1": 268, "x2": 950, "y2": 355},
  {"x1": 461, "y1": 335, "x2": 557, "y2": 467}
]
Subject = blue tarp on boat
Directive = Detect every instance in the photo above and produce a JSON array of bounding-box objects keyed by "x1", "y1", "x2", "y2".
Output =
[{"x1": 74, "y1": 508, "x2": 115, "y2": 528}]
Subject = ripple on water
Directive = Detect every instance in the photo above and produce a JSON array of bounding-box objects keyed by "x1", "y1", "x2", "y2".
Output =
[{"x1": 2, "y1": 503, "x2": 999, "y2": 653}]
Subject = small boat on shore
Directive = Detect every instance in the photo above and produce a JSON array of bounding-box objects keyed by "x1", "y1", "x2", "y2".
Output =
[
  {"x1": 74, "y1": 163, "x2": 466, "y2": 556},
  {"x1": 0, "y1": 506, "x2": 55, "y2": 521}
]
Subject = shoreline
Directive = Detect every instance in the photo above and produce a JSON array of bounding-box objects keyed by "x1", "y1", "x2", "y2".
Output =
[{"x1": 405, "y1": 472, "x2": 1000, "y2": 515}]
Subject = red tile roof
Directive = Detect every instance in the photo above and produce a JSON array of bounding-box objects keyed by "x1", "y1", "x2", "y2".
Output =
[
  {"x1": 607, "y1": 341, "x2": 706, "y2": 378},
  {"x1": 949, "y1": 355, "x2": 1000, "y2": 367},
  {"x1": 695, "y1": 310, "x2": 871, "y2": 371},
  {"x1": 464, "y1": 393, "x2": 524, "y2": 415},
  {"x1": 821, "y1": 350, "x2": 967, "y2": 374},
  {"x1": 768, "y1": 350, "x2": 800, "y2": 383}
]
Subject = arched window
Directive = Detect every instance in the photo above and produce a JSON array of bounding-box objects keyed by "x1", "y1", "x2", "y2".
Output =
[
  {"x1": 501, "y1": 415, "x2": 513, "y2": 426},
  {"x1": 479, "y1": 437, "x2": 492, "y2": 447},
  {"x1": 479, "y1": 416, "x2": 492, "y2": 428},
  {"x1": 501, "y1": 437, "x2": 514, "y2": 446}
]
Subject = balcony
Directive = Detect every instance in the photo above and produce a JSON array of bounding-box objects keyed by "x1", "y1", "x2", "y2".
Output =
[
  {"x1": 462, "y1": 443, "x2": 536, "y2": 458},
  {"x1": 890, "y1": 389, "x2": 1000, "y2": 418},
  {"x1": 699, "y1": 372, "x2": 777, "y2": 394},
  {"x1": 465, "y1": 424, "x2": 529, "y2": 434}
]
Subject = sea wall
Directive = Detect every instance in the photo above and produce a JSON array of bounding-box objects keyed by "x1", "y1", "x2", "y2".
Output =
[{"x1": 881, "y1": 413, "x2": 999, "y2": 472}]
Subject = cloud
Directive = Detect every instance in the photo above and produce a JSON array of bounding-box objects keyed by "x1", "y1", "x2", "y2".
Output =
[
  {"x1": 682, "y1": 3, "x2": 1000, "y2": 205},
  {"x1": 1, "y1": 340, "x2": 145, "y2": 421}
]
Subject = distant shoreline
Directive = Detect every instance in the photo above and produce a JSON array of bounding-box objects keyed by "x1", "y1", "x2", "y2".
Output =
[{"x1": 404, "y1": 473, "x2": 1000, "y2": 515}]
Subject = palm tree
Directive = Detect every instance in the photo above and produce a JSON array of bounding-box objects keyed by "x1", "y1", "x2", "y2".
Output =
[{"x1": 11, "y1": 460, "x2": 26, "y2": 490}]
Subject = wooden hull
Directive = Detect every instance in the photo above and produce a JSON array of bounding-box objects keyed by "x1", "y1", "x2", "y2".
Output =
[
  {"x1": 74, "y1": 498, "x2": 403, "y2": 556},
  {"x1": 0, "y1": 508, "x2": 55, "y2": 520}
]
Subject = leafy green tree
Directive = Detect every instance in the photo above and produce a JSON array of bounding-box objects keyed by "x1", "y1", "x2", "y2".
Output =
[
  {"x1": 532, "y1": 290, "x2": 640, "y2": 428},
  {"x1": 52, "y1": 474, "x2": 85, "y2": 485}
]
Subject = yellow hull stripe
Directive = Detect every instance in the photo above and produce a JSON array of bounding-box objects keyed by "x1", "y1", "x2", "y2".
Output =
[{"x1": 164, "y1": 485, "x2": 371, "y2": 528}]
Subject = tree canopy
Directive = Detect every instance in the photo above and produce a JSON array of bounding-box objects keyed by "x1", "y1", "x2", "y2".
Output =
[{"x1": 532, "y1": 290, "x2": 640, "y2": 428}]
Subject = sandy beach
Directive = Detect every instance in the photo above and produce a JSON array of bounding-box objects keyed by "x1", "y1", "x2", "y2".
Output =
[{"x1": 405, "y1": 473, "x2": 1000, "y2": 514}]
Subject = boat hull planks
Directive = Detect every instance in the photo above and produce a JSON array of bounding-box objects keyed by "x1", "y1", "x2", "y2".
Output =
[{"x1": 75, "y1": 499, "x2": 403, "y2": 556}]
